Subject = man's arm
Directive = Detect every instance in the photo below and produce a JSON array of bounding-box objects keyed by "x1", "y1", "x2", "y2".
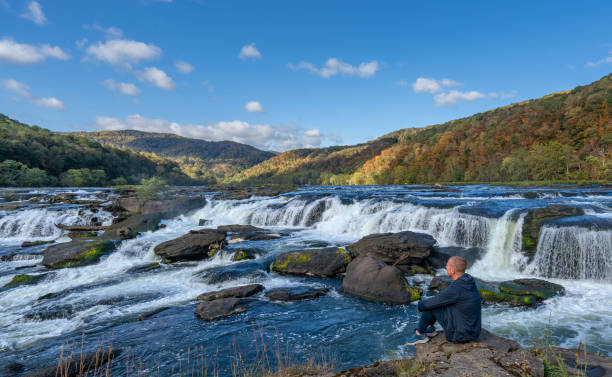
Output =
[{"x1": 417, "y1": 285, "x2": 459, "y2": 311}]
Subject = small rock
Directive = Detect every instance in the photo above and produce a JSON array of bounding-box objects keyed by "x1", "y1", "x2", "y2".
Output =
[
  {"x1": 199, "y1": 219, "x2": 211, "y2": 226},
  {"x1": 3, "y1": 361, "x2": 24, "y2": 376},
  {"x1": 265, "y1": 286, "x2": 329, "y2": 301},
  {"x1": 138, "y1": 307, "x2": 170, "y2": 321},
  {"x1": 194, "y1": 298, "x2": 247, "y2": 321},
  {"x1": 153, "y1": 229, "x2": 227, "y2": 262},
  {"x1": 197, "y1": 284, "x2": 264, "y2": 301},
  {"x1": 231, "y1": 248, "x2": 259, "y2": 261}
]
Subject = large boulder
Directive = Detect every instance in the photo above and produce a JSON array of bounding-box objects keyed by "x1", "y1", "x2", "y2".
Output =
[
  {"x1": 100, "y1": 213, "x2": 163, "y2": 240},
  {"x1": 197, "y1": 284, "x2": 264, "y2": 301},
  {"x1": 153, "y1": 229, "x2": 227, "y2": 262},
  {"x1": 346, "y1": 231, "x2": 435, "y2": 268},
  {"x1": 271, "y1": 247, "x2": 351, "y2": 277},
  {"x1": 498, "y1": 278, "x2": 565, "y2": 301},
  {"x1": 414, "y1": 330, "x2": 544, "y2": 377},
  {"x1": 341, "y1": 256, "x2": 422, "y2": 304},
  {"x1": 194, "y1": 298, "x2": 247, "y2": 321},
  {"x1": 521, "y1": 205, "x2": 584, "y2": 259},
  {"x1": 42, "y1": 239, "x2": 115, "y2": 269},
  {"x1": 428, "y1": 246, "x2": 485, "y2": 269},
  {"x1": 265, "y1": 286, "x2": 328, "y2": 301}
]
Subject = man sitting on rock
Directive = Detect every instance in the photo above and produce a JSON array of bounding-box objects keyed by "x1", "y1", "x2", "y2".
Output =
[{"x1": 406, "y1": 256, "x2": 481, "y2": 345}]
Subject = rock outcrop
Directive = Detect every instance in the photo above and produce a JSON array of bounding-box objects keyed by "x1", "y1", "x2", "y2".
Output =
[
  {"x1": 342, "y1": 256, "x2": 422, "y2": 304},
  {"x1": 498, "y1": 278, "x2": 565, "y2": 301},
  {"x1": 42, "y1": 239, "x2": 115, "y2": 269},
  {"x1": 347, "y1": 231, "x2": 435, "y2": 271},
  {"x1": 197, "y1": 284, "x2": 264, "y2": 301},
  {"x1": 153, "y1": 229, "x2": 227, "y2": 261},
  {"x1": 194, "y1": 298, "x2": 247, "y2": 321},
  {"x1": 271, "y1": 247, "x2": 351, "y2": 277},
  {"x1": 521, "y1": 205, "x2": 584, "y2": 259}
]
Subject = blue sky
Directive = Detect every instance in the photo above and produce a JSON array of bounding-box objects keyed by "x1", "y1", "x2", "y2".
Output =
[{"x1": 1, "y1": 0, "x2": 611, "y2": 151}]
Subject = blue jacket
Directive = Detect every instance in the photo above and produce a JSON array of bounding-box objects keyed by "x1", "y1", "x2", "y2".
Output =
[{"x1": 418, "y1": 274, "x2": 481, "y2": 343}]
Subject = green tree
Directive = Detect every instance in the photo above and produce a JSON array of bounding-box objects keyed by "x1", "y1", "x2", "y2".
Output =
[{"x1": 136, "y1": 177, "x2": 168, "y2": 203}]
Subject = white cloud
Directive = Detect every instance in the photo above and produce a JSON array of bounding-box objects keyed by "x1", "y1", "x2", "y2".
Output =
[
  {"x1": 245, "y1": 101, "x2": 264, "y2": 113},
  {"x1": 138, "y1": 67, "x2": 176, "y2": 90},
  {"x1": 239, "y1": 43, "x2": 261, "y2": 60},
  {"x1": 433, "y1": 90, "x2": 485, "y2": 106},
  {"x1": 84, "y1": 24, "x2": 124, "y2": 39},
  {"x1": 2, "y1": 78, "x2": 65, "y2": 110},
  {"x1": 175, "y1": 60, "x2": 194, "y2": 74},
  {"x1": 488, "y1": 90, "x2": 517, "y2": 99},
  {"x1": 94, "y1": 114, "x2": 327, "y2": 151},
  {"x1": 76, "y1": 38, "x2": 88, "y2": 49},
  {"x1": 102, "y1": 79, "x2": 140, "y2": 96},
  {"x1": 396, "y1": 79, "x2": 409, "y2": 87},
  {"x1": 412, "y1": 77, "x2": 462, "y2": 93},
  {"x1": 290, "y1": 58, "x2": 379, "y2": 78},
  {"x1": 586, "y1": 50, "x2": 612, "y2": 67},
  {"x1": 21, "y1": 1, "x2": 46, "y2": 25},
  {"x1": 0, "y1": 38, "x2": 69, "y2": 65},
  {"x1": 85, "y1": 39, "x2": 161, "y2": 68}
]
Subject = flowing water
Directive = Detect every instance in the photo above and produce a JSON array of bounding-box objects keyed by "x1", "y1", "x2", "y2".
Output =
[{"x1": 0, "y1": 185, "x2": 611, "y2": 375}]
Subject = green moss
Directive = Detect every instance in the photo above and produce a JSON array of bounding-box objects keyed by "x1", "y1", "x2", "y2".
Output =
[
  {"x1": 478, "y1": 288, "x2": 536, "y2": 307},
  {"x1": 234, "y1": 250, "x2": 249, "y2": 261},
  {"x1": 3, "y1": 274, "x2": 43, "y2": 288},
  {"x1": 405, "y1": 286, "x2": 423, "y2": 301},
  {"x1": 21, "y1": 240, "x2": 54, "y2": 247},
  {"x1": 52, "y1": 240, "x2": 115, "y2": 269},
  {"x1": 207, "y1": 247, "x2": 220, "y2": 258},
  {"x1": 272, "y1": 252, "x2": 312, "y2": 272},
  {"x1": 335, "y1": 248, "x2": 352, "y2": 264},
  {"x1": 69, "y1": 232, "x2": 98, "y2": 238}
]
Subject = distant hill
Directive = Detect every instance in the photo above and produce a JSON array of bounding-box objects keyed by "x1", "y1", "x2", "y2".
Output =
[
  {"x1": 0, "y1": 115, "x2": 195, "y2": 187},
  {"x1": 74, "y1": 130, "x2": 276, "y2": 183},
  {"x1": 229, "y1": 73, "x2": 612, "y2": 185}
]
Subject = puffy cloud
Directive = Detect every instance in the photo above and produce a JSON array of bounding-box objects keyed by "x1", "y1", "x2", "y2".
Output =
[
  {"x1": 94, "y1": 114, "x2": 327, "y2": 151},
  {"x1": 245, "y1": 101, "x2": 264, "y2": 113},
  {"x1": 84, "y1": 24, "x2": 124, "y2": 39},
  {"x1": 138, "y1": 67, "x2": 176, "y2": 90},
  {"x1": 289, "y1": 58, "x2": 379, "y2": 78},
  {"x1": 412, "y1": 77, "x2": 462, "y2": 93},
  {"x1": 433, "y1": 90, "x2": 485, "y2": 106},
  {"x1": 2, "y1": 78, "x2": 66, "y2": 110},
  {"x1": 586, "y1": 50, "x2": 612, "y2": 67},
  {"x1": 239, "y1": 43, "x2": 261, "y2": 60},
  {"x1": 101, "y1": 79, "x2": 140, "y2": 96},
  {"x1": 85, "y1": 39, "x2": 161, "y2": 68},
  {"x1": 21, "y1": 1, "x2": 46, "y2": 25},
  {"x1": 0, "y1": 38, "x2": 69, "y2": 65},
  {"x1": 175, "y1": 60, "x2": 194, "y2": 74}
]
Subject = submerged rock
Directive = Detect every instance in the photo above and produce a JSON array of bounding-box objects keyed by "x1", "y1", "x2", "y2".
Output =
[
  {"x1": 197, "y1": 284, "x2": 264, "y2": 301},
  {"x1": 100, "y1": 214, "x2": 162, "y2": 240},
  {"x1": 346, "y1": 231, "x2": 435, "y2": 267},
  {"x1": 194, "y1": 298, "x2": 247, "y2": 321},
  {"x1": 21, "y1": 240, "x2": 54, "y2": 248},
  {"x1": 2, "y1": 274, "x2": 45, "y2": 288},
  {"x1": 153, "y1": 229, "x2": 227, "y2": 262},
  {"x1": 23, "y1": 349, "x2": 122, "y2": 377},
  {"x1": 138, "y1": 307, "x2": 170, "y2": 321},
  {"x1": 126, "y1": 262, "x2": 161, "y2": 274},
  {"x1": 217, "y1": 224, "x2": 264, "y2": 233},
  {"x1": 498, "y1": 278, "x2": 565, "y2": 301},
  {"x1": 198, "y1": 262, "x2": 267, "y2": 284},
  {"x1": 271, "y1": 247, "x2": 351, "y2": 277},
  {"x1": 341, "y1": 256, "x2": 422, "y2": 304},
  {"x1": 521, "y1": 205, "x2": 584, "y2": 259},
  {"x1": 231, "y1": 248, "x2": 259, "y2": 261},
  {"x1": 67, "y1": 231, "x2": 98, "y2": 239},
  {"x1": 42, "y1": 239, "x2": 115, "y2": 269},
  {"x1": 265, "y1": 286, "x2": 328, "y2": 301}
]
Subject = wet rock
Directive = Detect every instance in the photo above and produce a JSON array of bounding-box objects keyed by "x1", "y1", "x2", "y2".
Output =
[
  {"x1": 346, "y1": 231, "x2": 435, "y2": 267},
  {"x1": 271, "y1": 247, "x2": 351, "y2": 277},
  {"x1": 498, "y1": 278, "x2": 565, "y2": 301},
  {"x1": 428, "y1": 276, "x2": 452, "y2": 291},
  {"x1": 42, "y1": 239, "x2": 115, "y2": 269},
  {"x1": 428, "y1": 246, "x2": 485, "y2": 269},
  {"x1": 217, "y1": 224, "x2": 265, "y2": 233},
  {"x1": 138, "y1": 307, "x2": 170, "y2": 321},
  {"x1": 543, "y1": 346, "x2": 612, "y2": 377},
  {"x1": 126, "y1": 262, "x2": 161, "y2": 274},
  {"x1": 304, "y1": 200, "x2": 329, "y2": 226},
  {"x1": 265, "y1": 286, "x2": 329, "y2": 301},
  {"x1": 428, "y1": 276, "x2": 537, "y2": 307},
  {"x1": 522, "y1": 205, "x2": 584, "y2": 259},
  {"x1": 195, "y1": 298, "x2": 247, "y2": 321},
  {"x1": 2, "y1": 274, "x2": 45, "y2": 288},
  {"x1": 24, "y1": 305, "x2": 74, "y2": 321},
  {"x1": 23, "y1": 349, "x2": 122, "y2": 377},
  {"x1": 197, "y1": 284, "x2": 264, "y2": 301},
  {"x1": 341, "y1": 256, "x2": 422, "y2": 304},
  {"x1": 229, "y1": 232, "x2": 283, "y2": 243},
  {"x1": 199, "y1": 219, "x2": 212, "y2": 226},
  {"x1": 21, "y1": 240, "x2": 54, "y2": 248},
  {"x1": 0, "y1": 253, "x2": 41, "y2": 262},
  {"x1": 3, "y1": 361, "x2": 24, "y2": 376},
  {"x1": 414, "y1": 330, "x2": 544, "y2": 377},
  {"x1": 153, "y1": 229, "x2": 227, "y2": 261},
  {"x1": 67, "y1": 231, "x2": 98, "y2": 239},
  {"x1": 302, "y1": 241, "x2": 330, "y2": 248},
  {"x1": 335, "y1": 360, "x2": 404, "y2": 377},
  {"x1": 199, "y1": 262, "x2": 267, "y2": 284},
  {"x1": 231, "y1": 248, "x2": 259, "y2": 261},
  {"x1": 101, "y1": 214, "x2": 162, "y2": 240}
]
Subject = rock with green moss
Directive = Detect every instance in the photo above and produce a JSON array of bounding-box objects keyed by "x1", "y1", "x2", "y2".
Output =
[
  {"x1": 498, "y1": 278, "x2": 564, "y2": 301},
  {"x1": 271, "y1": 247, "x2": 351, "y2": 277},
  {"x1": 231, "y1": 248, "x2": 259, "y2": 261},
  {"x1": 153, "y1": 229, "x2": 227, "y2": 262},
  {"x1": 3, "y1": 274, "x2": 45, "y2": 288},
  {"x1": 42, "y1": 239, "x2": 116, "y2": 269},
  {"x1": 127, "y1": 262, "x2": 161, "y2": 274},
  {"x1": 67, "y1": 231, "x2": 98, "y2": 239},
  {"x1": 342, "y1": 256, "x2": 421, "y2": 304},
  {"x1": 20, "y1": 240, "x2": 54, "y2": 248},
  {"x1": 478, "y1": 288, "x2": 536, "y2": 307},
  {"x1": 521, "y1": 205, "x2": 584, "y2": 259}
]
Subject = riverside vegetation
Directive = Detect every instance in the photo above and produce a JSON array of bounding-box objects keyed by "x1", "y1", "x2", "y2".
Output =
[{"x1": 1, "y1": 74, "x2": 611, "y2": 187}]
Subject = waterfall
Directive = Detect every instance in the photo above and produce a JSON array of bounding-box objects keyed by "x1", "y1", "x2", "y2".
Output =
[
  {"x1": 527, "y1": 225, "x2": 612, "y2": 281},
  {"x1": 0, "y1": 207, "x2": 113, "y2": 242}
]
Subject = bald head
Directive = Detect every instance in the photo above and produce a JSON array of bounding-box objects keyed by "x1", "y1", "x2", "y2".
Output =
[{"x1": 446, "y1": 256, "x2": 467, "y2": 280}]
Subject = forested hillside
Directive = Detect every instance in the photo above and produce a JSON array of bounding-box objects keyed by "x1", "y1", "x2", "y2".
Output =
[
  {"x1": 0, "y1": 115, "x2": 194, "y2": 186},
  {"x1": 74, "y1": 130, "x2": 276, "y2": 183},
  {"x1": 230, "y1": 73, "x2": 612, "y2": 185}
]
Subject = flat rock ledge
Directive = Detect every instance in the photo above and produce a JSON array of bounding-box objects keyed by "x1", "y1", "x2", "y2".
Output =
[
  {"x1": 265, "y1": 286, "x2": 329, "y2": 301},
  {"x1": 197, "y1": 284, "x2": 264, "y2": 301},
  {"x1": 194, "y1": 297, "x2": 247, "y2": 321}
]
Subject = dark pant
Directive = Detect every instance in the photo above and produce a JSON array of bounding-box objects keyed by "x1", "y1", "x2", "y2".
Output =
[{"x1": 416, "y1": 308, "x2": 445, "y2": 334}]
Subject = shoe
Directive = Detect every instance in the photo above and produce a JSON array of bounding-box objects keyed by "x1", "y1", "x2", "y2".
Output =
[
  {"x1": 405, "y1": 333, "x2": 430, "y2": 346},
  {"x1": 424, "y1": 326, "x2": 439, "y2": 337}
]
